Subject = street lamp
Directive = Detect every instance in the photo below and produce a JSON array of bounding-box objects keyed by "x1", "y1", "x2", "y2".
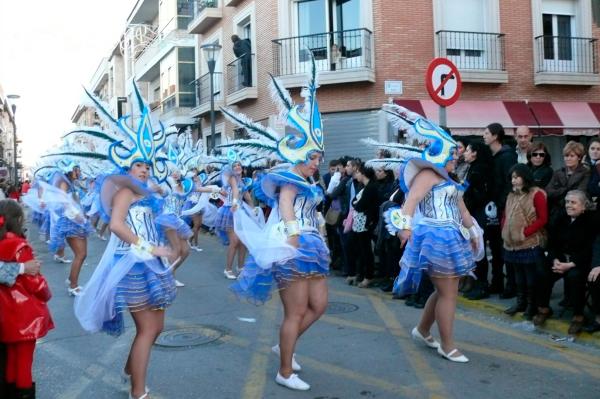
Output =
[
  {"x1": 7, "y1": 94, "x2": 20, "y2": 183},
  {"x1": 200, "y1": 43, "x2": 221, "y2": 154}
]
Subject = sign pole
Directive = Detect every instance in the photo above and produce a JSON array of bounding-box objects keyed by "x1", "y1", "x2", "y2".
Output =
[{"x1": 439, "y1": 105, "x2": 447, "y2": 127}]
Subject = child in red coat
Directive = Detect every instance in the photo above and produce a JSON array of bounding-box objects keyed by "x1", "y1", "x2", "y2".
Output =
[{"x1": 0, "y1": 199, "x2": 54, "y2": 399}]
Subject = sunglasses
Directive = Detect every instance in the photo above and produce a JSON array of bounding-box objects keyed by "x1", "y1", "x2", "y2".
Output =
[{"x1": 531, "y1": 152, "x2": 546, "y2": 158}]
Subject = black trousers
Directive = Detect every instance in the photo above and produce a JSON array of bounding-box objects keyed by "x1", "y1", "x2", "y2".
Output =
[
  {"x1": 380, "y1": 236, "x2": 402, "y2": 279},
  {"x1": 589, "y1": 278, "x2": 600, "y2": 315},
  {"x1": 537, "y1": 262, "x2": 588, "y2": 316},
  {"x1": 348, "y1": 231, "x2": 375, "y2": 279},
  {"x1": 507, "y1": 261, "x2": 539, "y2": 299},
  {"x1": 480, "y1": 225, "x2": 515, "y2": 290}
]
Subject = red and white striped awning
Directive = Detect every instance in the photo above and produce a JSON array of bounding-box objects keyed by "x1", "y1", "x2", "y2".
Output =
[{"x1": 394, "y1": 99, "x2": 600, "y2": 136}]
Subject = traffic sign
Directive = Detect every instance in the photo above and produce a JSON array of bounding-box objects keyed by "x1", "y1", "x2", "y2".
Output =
[{"x1": 425, "y1": 58, "x2": 462, "y2": 107}]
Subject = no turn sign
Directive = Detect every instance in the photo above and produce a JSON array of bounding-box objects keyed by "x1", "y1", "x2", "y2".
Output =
[{"x1": 425, "y1": 58, "x2": 462, "y2": 107}]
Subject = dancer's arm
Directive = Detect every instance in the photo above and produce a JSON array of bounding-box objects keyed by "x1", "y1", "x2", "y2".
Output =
[
  {"x1": 280, "y1": 184, "x2": 300, "y2": 248},
  {"x1": 110, "y1": 188, "x2": 170, "y2": 257},
  {"x1": 229, "y1": 175, "x2": 241, "y2": 211}
]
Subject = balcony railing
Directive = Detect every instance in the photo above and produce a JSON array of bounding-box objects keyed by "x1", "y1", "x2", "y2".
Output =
[
  {"x1": 192, "y1": 0, "x2": 217, "y2": 16},
  {"x1": 227, "y1": 54, "x2": 255, "y2": 95},
  {"x1": 535, "y1": 35, "x2": 598, "y2": 74},
  {"x1": 436, "y1": 30, "x2": 505, "y2": 71},
  {"x1": 272, "y1": 28, "x2": 372, "y2": 77},
  {"x1": 191, "y1": 72, "x2": 222, "y2": 108}
]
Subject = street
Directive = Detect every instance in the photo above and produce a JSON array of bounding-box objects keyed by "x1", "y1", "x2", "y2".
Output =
[{"x1": 32, "y1": 227, "x2": 600, "y2": 399}]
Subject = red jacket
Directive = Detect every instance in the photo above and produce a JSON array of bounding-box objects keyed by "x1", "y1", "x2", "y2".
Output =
[{"x1": 0, "y1": 232, "x2": 54, "y2": 342}]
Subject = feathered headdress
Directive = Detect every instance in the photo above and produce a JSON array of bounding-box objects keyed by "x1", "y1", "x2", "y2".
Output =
[
  {"x1": 46, "y1": 81, "x2": 170, "y2": 183},
  {"x1": 364, "y1": 104, "x2": 458, "y2": 190},
  {"x1": 218, "y1": 51, "x2": 324, "y2": 164}
]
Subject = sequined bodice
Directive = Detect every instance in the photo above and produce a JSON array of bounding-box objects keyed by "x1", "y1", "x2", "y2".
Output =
[
  {"x1": 224, "y1": 180, "x2": 243, "y2": 206},
  {"x1": 289, "y1": 191, "x2": 323, "y2": 231},
  {"x1": 417, "y1": 182, "x2": 462, "y2": 225},
  {"x1": 164, "y1": 194, "x2": 185, "y2": 216},
  {"x1": 116, "y1": 199, "x2": 160, "y2": 253}
]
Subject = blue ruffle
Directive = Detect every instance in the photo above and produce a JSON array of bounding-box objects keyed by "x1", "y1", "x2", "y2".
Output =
[
  {"x1": 155, "y1": 213, "x2": 193, "y2": 241},
  {"x1": 49, "y1": 215, "x2": 94, "y2": 252},
  {"x1": 392, "y1": 224, "x2": 475, "y2": 296},
  {"x1": 101, "y1": 257, "x2": 177, "y2": 336},
  {"x1": 231, "y1": 232, "x2": 330, "y2": 304},
  {"x1": 260, "y1": 171, "x2": 323, "y2": 203}
]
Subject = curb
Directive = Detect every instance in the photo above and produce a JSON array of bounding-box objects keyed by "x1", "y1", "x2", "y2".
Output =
[{"x1": 457, "y1": 296, "x2": 600, "y2": 347}]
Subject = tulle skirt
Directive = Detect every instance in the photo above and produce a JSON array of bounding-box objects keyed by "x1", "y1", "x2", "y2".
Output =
[
  {"x1": 102, "y1": 258, "x2": 177, "y2": 336},
  {"x1": 393, "y1": 223, "x2": 475, "y2": 296},
  {"x1": 215, "y1": 205, "x2": 234, "y2": 231},
  {"x1": 48, "y1": 216, "x2": 94, "y2": 252},
  {"x1": 155, "y1": 213, "x2": 193, "y2": 241},
  {"x1": 231, "y1": 232, "x2": 330, "y2": 304}
]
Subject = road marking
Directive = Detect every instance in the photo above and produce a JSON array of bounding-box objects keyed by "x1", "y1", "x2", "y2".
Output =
[
  {"x1": 242, "y1": 304, "x2": 277, "y2": 399},
  {"x1": 321, "y1": 315, "x2": 386, "y2": 333},
  {"x1": 368, "y1": 295, "x2": 447, "y2": 398}
]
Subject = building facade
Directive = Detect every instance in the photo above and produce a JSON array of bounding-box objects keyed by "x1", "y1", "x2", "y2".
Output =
[
  {"x1": 0, "y1": 84, "x2": 18, "y2": 183},
  {"x1": 75, "y1": 0, "x2": 600, "y2": 164}
]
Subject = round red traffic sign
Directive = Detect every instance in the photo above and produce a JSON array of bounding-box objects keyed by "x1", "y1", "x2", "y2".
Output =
[{"x1": 425, "y1": 58, "x2": 462, "y2": 107}]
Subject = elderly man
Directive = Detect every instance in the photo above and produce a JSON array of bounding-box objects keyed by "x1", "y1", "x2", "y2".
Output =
[{"x1": 515, "y1": 125, "x2": 533, "y2": 164}]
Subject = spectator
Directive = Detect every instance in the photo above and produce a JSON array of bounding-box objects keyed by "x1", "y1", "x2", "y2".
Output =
[
  {"x1": 526, "y1": 142, "x2": 553, "y2": 188},
  {"x1": 349, "y1": 164, "x2": 378, "y2": 288},
  {"x1": 454, "y1": 137, "x2": 470, "y2": 181},
  {"x1": 6, "y1": 186, "x2": 19, "y2": 202},
  {"x1": 462, "y1": 140, "x2": 493, "y2": 299},
  {"x1": 483, "y1": 122, "x2": 518, "y2": 297},
  {"x1": 534, "y1": 190, "x2": 599, "y2": 334},
  {"x1": 515, "y1": 126, "x2": 533, "y2": 164},
  {"x1": 231, "y1": 35, "x2": 252, "y2": 87},
  {"x1": 376, "y1": 186, "x2": 404, "y2": 293},
  {"x1": 584, "y1": 234, "x2": 600, "y2": 333},
  {"x1": 329, "y1": 158, "x2": 363, "y2": 278},
  {"x1": 585, "y1": 138, "x2": 600, "y2": 201},
  {"x1": 546, "y1": 141, "x2": 590, "y2": 226},
  {"x1": 501, "y1": 164, "x2": 547, "y2": 320},
  {"x1": 20, "y1": 180, "x2": 30, "y2": 195}
]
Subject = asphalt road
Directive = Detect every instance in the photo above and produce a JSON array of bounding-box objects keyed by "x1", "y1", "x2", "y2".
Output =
[{"x1": 29, "y1": 225, "x2": 600, "y2": 399}]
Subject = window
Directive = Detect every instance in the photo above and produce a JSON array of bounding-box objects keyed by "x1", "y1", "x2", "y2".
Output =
[{"x1": 543, "y1": 13, "x2": 573, "y2": 60}]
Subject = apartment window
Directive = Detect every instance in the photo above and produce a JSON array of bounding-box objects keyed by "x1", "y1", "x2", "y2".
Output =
[
  {"x1": 178, "y1": 47, "x2": 196, "y2": 107},
  {"x1": 543, "y1": 13, "x2": 573, "y2": 60},
  {"x1": 435, "y1": 0, "x2": 502, "y2": 70}
]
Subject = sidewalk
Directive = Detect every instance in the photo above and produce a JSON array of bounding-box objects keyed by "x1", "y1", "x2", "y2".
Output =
[{"x1": 457, "y1": 288, "x2": 600, "y2": 347}]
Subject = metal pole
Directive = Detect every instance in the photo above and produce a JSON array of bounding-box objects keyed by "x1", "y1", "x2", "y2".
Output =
[
  {"x1": 11, "y1": 104, "x2": 17, "y2": 183},
  {"x1": 208, "y1": 59, "x2": 216, "y2": 153},
  {"x1": 439, "y1": 105, "x2": 447, "y2": 128}
]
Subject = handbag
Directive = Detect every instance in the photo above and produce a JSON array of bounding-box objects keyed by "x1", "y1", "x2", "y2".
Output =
[
  {"x1": 342, "y1": 209, "x2": 354, "y2": 233},
  {"x1": 325, "y1": 207, "x2": 341, "y2": 225}
]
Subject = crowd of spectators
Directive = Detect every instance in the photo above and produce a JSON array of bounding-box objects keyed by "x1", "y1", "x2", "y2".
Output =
[{"x1": 317, "y1": 126, "x2": 600, "y2": 335}]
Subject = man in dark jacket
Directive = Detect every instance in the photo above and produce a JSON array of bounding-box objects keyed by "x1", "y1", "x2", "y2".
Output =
[
  {"x1": 483, "y1": 123, "x2": 518, "y2": 298},
  {"x1": 232, "y1": 35, "x2": 252, "y2": 87}
]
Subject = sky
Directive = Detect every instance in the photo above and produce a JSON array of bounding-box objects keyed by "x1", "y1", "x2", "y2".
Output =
[{"x1": 0, "y1": 0, "x2": 137, "y2": 167}]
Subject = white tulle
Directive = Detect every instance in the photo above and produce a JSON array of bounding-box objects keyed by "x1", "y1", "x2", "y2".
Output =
[
  {"x1": 180, "y1": 192, "x2": 211, "y2": 216},
  {"x1": 38, "y1": 181, "x2": 85, "y2": 221},
  {"x1": 73, "y1": 234, "x2": 170, "y2": 333},
  {"x1": 232, "y1": 202, "x2": 297, "y2": 269},
  {"x1": 21, "y1": 188, "x2": 44, "y2": 213}
]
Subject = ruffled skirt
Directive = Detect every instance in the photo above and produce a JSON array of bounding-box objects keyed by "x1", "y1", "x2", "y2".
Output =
[
  {"x1": 393, "y1": 224, "x2": 475, "y2": 296},
  {"x1": 155, "y1": 213, "x2": 193, "y2": 241},
  {"x1": 102, "y1": 258, "x2": 177, "y2": 336},
  {"x1": 231, "y1": 232, "x2": 330, "y2": 304},
  {"x1": 48, "y1": 216, "x2": 94, "y2": 252},
  {"x1": 215, "y1": 205, "x2": 234, "y2": 231}
]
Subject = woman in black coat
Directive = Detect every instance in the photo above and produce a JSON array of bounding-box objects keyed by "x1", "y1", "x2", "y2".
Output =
[{"x1": 527, "y1": 142, "x2": 553, "y2": 188}]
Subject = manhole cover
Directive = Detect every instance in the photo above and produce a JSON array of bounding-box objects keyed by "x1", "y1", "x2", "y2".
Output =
[
  {"x1": 155, "y1": 325, "x2": 226, "y2": 349},
  {"x1": 326, "y1": 301, "x2": 359, "y2": 314}
]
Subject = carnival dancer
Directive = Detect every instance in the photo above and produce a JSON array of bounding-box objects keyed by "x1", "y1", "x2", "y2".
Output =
[
  {"x1": 73, "y1": 81, "x2": 176, "y2": 399},
  {"x1": 370, "y1": 104, "x2": 483, "y2": 363},
  {"x1": 42, "y1": 160, "x2": 93, "y2": 296},
  {"x1": 0, "y1": 199, "x2": 54, "y2": 399},
  {"x1": 221, "y1": 52, "x2": 329, "y2": 390}
]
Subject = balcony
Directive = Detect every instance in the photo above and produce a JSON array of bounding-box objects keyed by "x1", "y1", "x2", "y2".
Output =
[
  {"x1": 534, "y1": 35, "x2": 599, "y2": 85},
  {"x1": 134, "y1": 29, "x2": 195, "y2": 81},
  {"x1": 436, "y1": 30, "x2": 507, "y2": 83},
  {"x1": 272, "y1": 28, "x2": 374, "y2": 88},
  {"x1": 224, "y1": 0, "x2": 244, "y2": 6},
  {"x1": 190, "y1": 72, "x2": 224, "y2": 116},
  {"x1": 226, "y1": 54, "x2": 257, "y2": 105},
  {"x1": 188, "y1": 0, "x2": 222, "y2": 34}
]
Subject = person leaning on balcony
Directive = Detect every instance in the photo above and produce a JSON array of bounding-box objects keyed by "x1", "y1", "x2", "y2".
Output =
[{"x1": 231, "y1": 35, "x2": 252, "y2": 87}]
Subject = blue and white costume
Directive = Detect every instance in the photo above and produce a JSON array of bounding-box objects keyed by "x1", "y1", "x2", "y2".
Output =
[
  {"x1": 69, "y1": 81, "x2": 177, "y2": 335},
  {"x1": 155, "y1": 181, "x2": 193, "y2": 241},
  {"x1": 217, "y1": 51, "x2": 330, "y2": 303},
  {"x1": 364, "y1": 104, "x2": 484, "y2": 297},
  {"x1": 232, "y1": 172, "x2": 329, "y2": 303},
  {"x1": 214, "y1": 167, "x2": 245, "y2": 238}
]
